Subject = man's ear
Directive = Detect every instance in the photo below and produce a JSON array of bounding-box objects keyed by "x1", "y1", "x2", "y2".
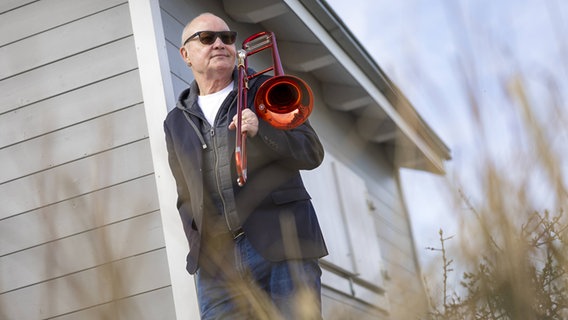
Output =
[{"x1": 179, "y1": 46, "x2": 191, "y2": 66}]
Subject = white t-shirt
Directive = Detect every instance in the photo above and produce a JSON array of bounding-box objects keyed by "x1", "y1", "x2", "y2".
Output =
[{"x1": 198, "y1": 82, "x2": 234, "y2": 125}]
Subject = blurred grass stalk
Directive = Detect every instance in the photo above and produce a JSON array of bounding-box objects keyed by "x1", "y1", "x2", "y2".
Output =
[
  {"x1": 416, "y1": 1, "x2": 568, "y2": 318},
  {"x1": 423, "y1": 34, "x2": 568, "y2": 320}
]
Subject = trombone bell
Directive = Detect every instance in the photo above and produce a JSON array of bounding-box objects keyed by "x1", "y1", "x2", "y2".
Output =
[{"x1": 254, "y1": 75, "x2": 313, "y2": 130}]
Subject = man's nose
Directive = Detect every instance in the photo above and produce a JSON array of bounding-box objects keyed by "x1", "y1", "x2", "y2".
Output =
[{"x1": 212, "y1": 36, "x2": 225, "y2": 47}]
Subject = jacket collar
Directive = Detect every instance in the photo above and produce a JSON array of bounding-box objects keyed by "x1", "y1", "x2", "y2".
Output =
[
  {"x1": 176, "y1": 68, "x2": 241, "y2": 113},
  {"x1": 176, "y1": 67, "x2": 264, "y2": 113}
]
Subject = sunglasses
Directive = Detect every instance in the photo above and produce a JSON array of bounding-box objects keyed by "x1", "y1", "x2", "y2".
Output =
[{"x1": 183, "y1": 31, "x2": 237, "y2": 46}]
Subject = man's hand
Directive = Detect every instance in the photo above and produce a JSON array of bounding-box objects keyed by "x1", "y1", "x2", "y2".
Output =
[{"x1": 229, "y1": 108, "x2": 259, "y2": 137}]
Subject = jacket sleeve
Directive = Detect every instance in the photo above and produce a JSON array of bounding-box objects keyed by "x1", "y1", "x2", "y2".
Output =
[
  {"x1": 164, "y1": 120, "x2": 196, "y2": 236},
  {"x1": 248, "y1": 115, "x2": 324, "y2": 171}
]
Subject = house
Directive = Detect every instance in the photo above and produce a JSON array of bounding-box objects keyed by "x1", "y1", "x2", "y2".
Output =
[{"x1": 0, "y1": 0, "x2": 450, "y2": 319}]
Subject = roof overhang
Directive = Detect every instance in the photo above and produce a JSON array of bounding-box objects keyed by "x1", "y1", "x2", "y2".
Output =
[{"x1": 223, "y1": 0, "x2": 451, "y2": 174}]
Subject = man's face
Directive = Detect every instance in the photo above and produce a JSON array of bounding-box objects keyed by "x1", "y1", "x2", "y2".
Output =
[{"x1": 180, "y1": 15, "x2": 237, "y2": 79}]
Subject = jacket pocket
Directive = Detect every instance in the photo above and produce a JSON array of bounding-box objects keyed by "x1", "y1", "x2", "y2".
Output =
[{"x1": 271, "y1": 188, "x2": 311, "y2": 205}]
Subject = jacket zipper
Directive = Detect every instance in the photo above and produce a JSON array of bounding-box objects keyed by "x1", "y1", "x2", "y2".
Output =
[
  {"x1": 210, "y1": 128, "x2": 235, "y2": 231},
  {"x1": 180, "y1": 92, "x2": 239, "y2": 231}
]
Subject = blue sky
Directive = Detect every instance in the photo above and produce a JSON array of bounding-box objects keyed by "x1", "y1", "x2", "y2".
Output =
[{"x1": 326, "y1": 0, "x2": 568, "y2": 266}]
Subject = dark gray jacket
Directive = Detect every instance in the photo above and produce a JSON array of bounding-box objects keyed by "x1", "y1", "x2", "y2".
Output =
[{"x1": 164, "y1": 68, "x2": 327, "y2": 274}]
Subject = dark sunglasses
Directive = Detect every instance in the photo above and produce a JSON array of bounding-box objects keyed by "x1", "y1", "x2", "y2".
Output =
[{"x1": 183, "y1": 31, "x2": 237, "y2": 46}]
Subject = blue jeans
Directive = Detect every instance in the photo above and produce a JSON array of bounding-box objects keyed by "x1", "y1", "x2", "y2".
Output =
[{"x1": 195, "y1": 235, "x2": 323, "y2": 319}]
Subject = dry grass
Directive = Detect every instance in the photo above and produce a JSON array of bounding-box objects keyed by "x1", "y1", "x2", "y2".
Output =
[
  {"x1": 420, "y1": 33, "x2": 568, "y2": 320},
  {"x1": 409, "y1": 2, "x2": 568, "y2": 318}
]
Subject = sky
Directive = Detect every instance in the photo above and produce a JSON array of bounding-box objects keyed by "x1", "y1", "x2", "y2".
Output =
[{"x1": 325, "y1": 0, "x2": 568, "y2": 268}]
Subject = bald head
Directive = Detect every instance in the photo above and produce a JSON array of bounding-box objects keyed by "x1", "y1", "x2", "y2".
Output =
[
  {"x1": 181, "y1": 13, "x2": 230, "y2": 46},
  {"x1": 178, "y1": 13, "x2": 237, "y2": 95}
]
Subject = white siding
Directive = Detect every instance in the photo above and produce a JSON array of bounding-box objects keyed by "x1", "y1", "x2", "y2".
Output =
[
  {"x1": 0, "y1": 0, "x2": 175, "y2": 318},
  {"x1": 302, "y1": 153, "x2": 389, "y2": 313},
  {"x1": 306, "y1": 100, "x2": 427, "y2": 315}
]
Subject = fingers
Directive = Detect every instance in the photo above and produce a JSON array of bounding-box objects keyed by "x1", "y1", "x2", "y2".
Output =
[{"x1": 229, "y1": 109, "x2": 259, "y2": 137}]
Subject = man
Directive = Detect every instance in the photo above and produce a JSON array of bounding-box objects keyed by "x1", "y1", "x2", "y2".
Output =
[{"x1": 163, "y1": 13, "x2": 328, "y2": 319}]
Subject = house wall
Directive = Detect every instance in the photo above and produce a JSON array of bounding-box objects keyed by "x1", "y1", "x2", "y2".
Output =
[
  {"x1": 0, "y1": 0, "x2": 177, "y2": 319},
  {"x1": 0, "y1": 0, "x2": 428, "y2": 318}
]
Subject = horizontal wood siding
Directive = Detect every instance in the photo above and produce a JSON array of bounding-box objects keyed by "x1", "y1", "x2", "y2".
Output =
[
  {"x1": 1, "y1": 249, "x2": 173, "y2": 319},
  {"x1": 0, "y1": 175, "x2": 159, "y2": 257},
  {"x1": 49, "y1": 287, "x2": 176, "y2": 320},
  {"x1": 0, "y1": 1, "x2": 36, "y2": 14},
  {"x1": 0, "y1": 1, "x2": 174, "y2": 319},
  {"x1": 0, "y1": 70, "x2": 143, "y2": 149},
  {"x1": 160, "y1": 7, "x2": 195, "y2": 94}
]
